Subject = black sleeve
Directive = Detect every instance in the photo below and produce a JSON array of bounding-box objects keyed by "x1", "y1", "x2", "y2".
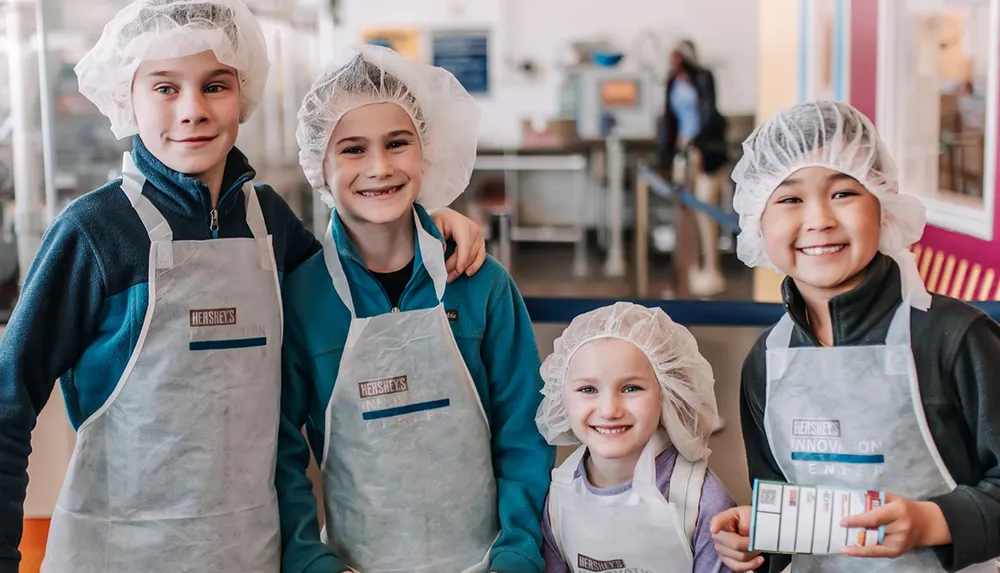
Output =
[
  {"x1": 927, "y1": 314, "x2": 1000, "y2": 570},
  {"x1": 253, "y1": 184, "x2": 322, "y2": 276},
  {"x1": 659, "y1": 79, "x2": 678, "y2": 171},
  {"x1": 283, "y1": 208, "x2": 321, "y2": 275},
  {"x1": 697, "y1": 69, "x2": 719, "y2": 125},
  {"x1": 740, "y1": 335, "x2": 792, "y2": 573},
  {"x1": 740, "y1": 337, "x2": 786, "y2": 487}
]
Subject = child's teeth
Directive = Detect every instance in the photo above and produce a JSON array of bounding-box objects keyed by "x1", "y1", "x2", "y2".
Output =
[
  {"x1": 801, "y1": 245, "x2": 845, "y2": 256},
  {"x1": 361, "y1": 186, "x2": 397, "y2": 197},
  {"x1": 595, "y1": 427, "x2": 627, "y2": 435}
]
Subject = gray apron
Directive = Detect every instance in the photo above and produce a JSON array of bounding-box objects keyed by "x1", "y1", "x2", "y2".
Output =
[
  {"x1": 764, "y1": 298, "x2": 992, "y2": 572},
  {"x1": 319, "y1": 208, "x2": 499, "y2": 572},
  {"x1": 42, "y1": 152, "x2": 282, "y2": 572}
]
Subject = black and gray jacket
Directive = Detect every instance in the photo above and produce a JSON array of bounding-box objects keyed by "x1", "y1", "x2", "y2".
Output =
[{"x1": 740, "y1": 253, "x2": 1000, "y2": 571}]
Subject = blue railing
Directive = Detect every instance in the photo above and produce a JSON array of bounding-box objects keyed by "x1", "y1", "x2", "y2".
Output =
[
  {"x1": 524, "y1": 297, "x2": 1000, "y2": 327},
  {"x1": 636, "y1": 164, "x2": 741, "y2": 232},
  {"x1": 633, "y1": 161, "x2": 740, "y2": 298}
]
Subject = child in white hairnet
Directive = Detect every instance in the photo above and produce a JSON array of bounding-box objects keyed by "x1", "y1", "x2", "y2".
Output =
[
  {"x1": 710, "y1": 100, "x2": 1000, "y2": 573},
  {"x1": 276, "y1": 44, "x2": 553, "y2": 573},
  {"x1": 536, "y1": 302, "x2": 736, "y2": 572},
  {"x1": 0, "y1": 1, "x2": 486, "y2": 570}
]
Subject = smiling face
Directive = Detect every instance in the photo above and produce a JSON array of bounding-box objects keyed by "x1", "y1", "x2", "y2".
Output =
[
  {"x1": 760, "y1": 166, "x2": 882, "y2": 297},
  {"x1": 562, "y1": 338, "x2": 663, "y2": 463},
  {"x1": 324, "y1": 102, "x2": 423, "y2": 228},
  {"x1": 131, "y1": 50, "x2": 240, "y2": 182}
]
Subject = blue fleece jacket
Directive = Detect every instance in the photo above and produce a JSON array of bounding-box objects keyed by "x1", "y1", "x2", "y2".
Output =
[
  {"x1": 0, "y1": 137, "x2": 321, "y2": 571},
  {"x1": 277, "y1": 206, "x2": 555, "y2": 573}
]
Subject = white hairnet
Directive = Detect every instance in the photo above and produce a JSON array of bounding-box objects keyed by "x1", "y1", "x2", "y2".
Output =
[
  {"x1": 732, "y1": 100, "x2": 931, "y2": 309},
  {"x1": 536, "y1": 302, "x2": 718, "y2": 462},
  {"x1": 75, "y1": 0, "x2": 270, "y2": 140},
  {"x1": 296, "y1": 44, "x2": 481, "y2": 210},
  {"x1": 673, "y1": 39, "x2": 698, "y2": 65}
]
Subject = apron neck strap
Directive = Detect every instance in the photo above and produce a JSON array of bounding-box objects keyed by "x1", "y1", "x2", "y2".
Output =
[
  {"x1": 323, "y1": 212, "x2": 357, "y2": 319},
  {"x1": 414, "y1": 207, "x2": 448, "y2": 302},
  {"x1": 243, "y1": 183, "x2": 273, "y2": 270},
  {"x1": 552, "y1": 443, "x2": 588, "y2": 485},
  {"x1": 632, "y1": 428, "x2": 670, "y2": 487},
  {"x1": 765, "y1": 295, "x2": 912, "y2": 350},
  {"x1": 324, "y1": 207, "x2": 448, "y2": 318},
  {"x1": 120, "y1": 152, "x2": 172, "y2": 244},
  {"x1": 244, "y1": 182, "x2": 267, "y2": 240},
  {"x1": 765, "y1": 313, "x2": 796, "y2": 350},
  {"x1": 120, "y1": 152, "x2": 273, "y2": 271},
  {"x1": 121, "y1": 152, "x2": 174, "y2": 269},
  {"x1": 551, "y1": 430, "x2": 669, "y2": 489},
  {"x1": 766, "y1": 247, "x2": 930, "y2": 351},
  {"x1": 884, "y1": 298, "x2": 912, "y2": 346},
  {"x1": 667, "y1": 455, "x2": 708, "y2": 543},
  {"x1": 888, "y1": 249, "x2": 932, "y2": 311}
]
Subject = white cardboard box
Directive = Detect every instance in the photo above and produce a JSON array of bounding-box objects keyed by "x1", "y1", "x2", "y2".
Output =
[{"x1": 749, "y1": 480, "x2": 885, "y2": 555}]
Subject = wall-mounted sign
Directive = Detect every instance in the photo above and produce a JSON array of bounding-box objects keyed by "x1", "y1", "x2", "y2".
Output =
[
  {"x1": 432, "y1": 32, "x2": 490, "y2": 94},
  {"x1": 360, "y1": 28, "x2": 421, "y2": 61}
]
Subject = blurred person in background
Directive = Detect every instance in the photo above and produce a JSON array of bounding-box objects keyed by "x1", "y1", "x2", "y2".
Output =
[{"x1": 659, "y1": 39, "x2": 729, "y2": 297}]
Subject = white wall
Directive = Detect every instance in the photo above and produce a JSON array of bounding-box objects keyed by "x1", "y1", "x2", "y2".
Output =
[
  {"x1": 332, "y1": 0, "x2": 759, "y2": 147},
  {"x1": 753, "y1": 0, "x2": 801, "y2": 302},
  {"x1": 53, "y1": 0, "x2": 760, "y2": 149}
]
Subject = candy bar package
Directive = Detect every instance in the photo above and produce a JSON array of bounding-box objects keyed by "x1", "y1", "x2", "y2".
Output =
[{"x1": 748, "y1": 479, "x2": 886, "y2": 555}]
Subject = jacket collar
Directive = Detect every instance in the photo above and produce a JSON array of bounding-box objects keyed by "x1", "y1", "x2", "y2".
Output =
[
  {"x1": 328, "y1": 203, "x2": 443, "y2": 280},
  {"x1": 781, "y1": 253, "x2": 902, "y2": 345},
  {"x1": 130, "y1": 135, "x2": 256, "y2": 219}
]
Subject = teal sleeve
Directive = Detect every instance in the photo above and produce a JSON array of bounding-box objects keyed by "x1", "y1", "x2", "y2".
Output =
[
  {"x1": 275, "y1": 302, "x2": 348, "y2": 573},
  {"x1": 483, "y1": 274, "x2": 556, "y2": 573}
]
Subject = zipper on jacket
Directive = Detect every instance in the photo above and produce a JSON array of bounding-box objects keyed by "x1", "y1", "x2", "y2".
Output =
[
  {"x1": 357, "y1": 265, "x2": 397, "y2": 314},
  {"x1": 209, "y1": 208, "x2": 220, "y2": 239},
  {"x1": 394, "y1": 264, "x2": 426, "y2": 313},
  {"x1": 206, "y1": 176, "x2": 251, "y2": 240}
]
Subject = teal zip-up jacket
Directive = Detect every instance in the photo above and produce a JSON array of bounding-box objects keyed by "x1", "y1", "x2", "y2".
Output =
[{"x1": 277, "y1": 205, "x2": 554, "y2": 573}]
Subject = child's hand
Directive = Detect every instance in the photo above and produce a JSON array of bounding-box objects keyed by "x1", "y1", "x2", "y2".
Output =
[
  {"x1": 710, "y1": 506, "x2": 764, "y2": 572},
  {"x1": 839, "y1": 494, "x2": 951, "y2": 558},
  {"x1": 429, "y1": 208, "x2": 487, "y2": 282}
]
